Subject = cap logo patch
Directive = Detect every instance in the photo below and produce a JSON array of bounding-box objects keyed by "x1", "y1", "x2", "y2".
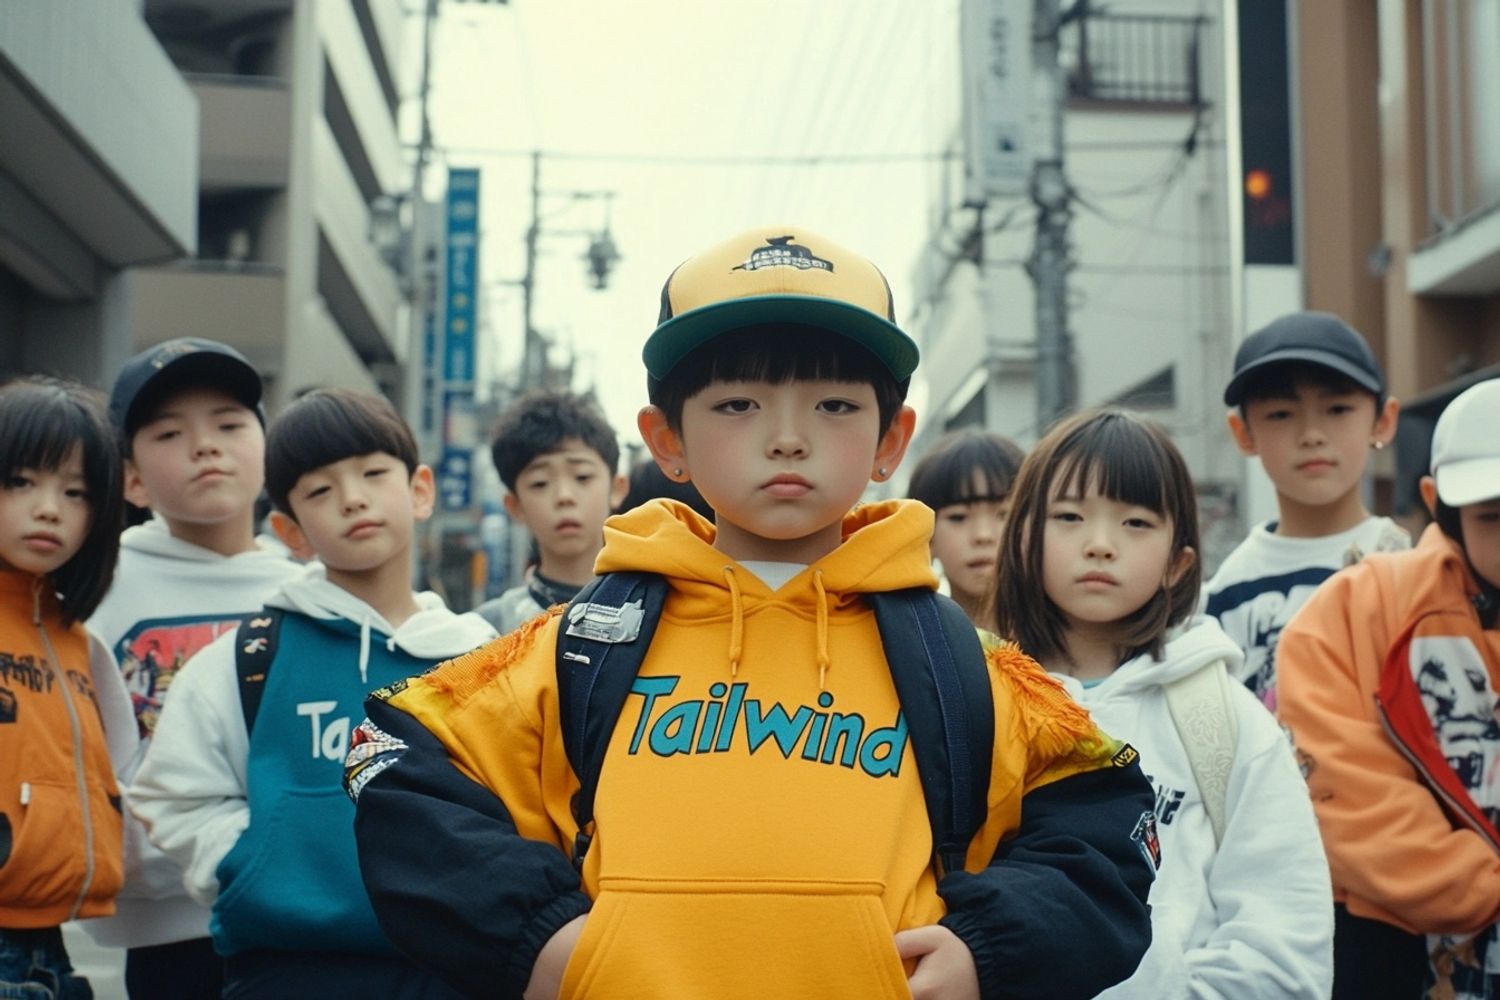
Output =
[
  {"x1": 732, "y1": 235, "x2": 833, "y2": 274},
  {"x1": 149, "y1": 339, "x2": 200, "y2": 369}
]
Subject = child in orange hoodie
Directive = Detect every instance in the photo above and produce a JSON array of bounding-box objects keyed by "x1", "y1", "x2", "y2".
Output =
[
  {"x1": 0, "y1": 377, "x2": 136, "y2": 997},
  {"x1": 1278, "y1": 377, "x2": 1500, "y2": 1000}
]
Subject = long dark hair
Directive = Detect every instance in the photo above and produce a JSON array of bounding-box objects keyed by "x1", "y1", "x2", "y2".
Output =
[
  {"x1": 993, "y1": 408, "x2": 1201, "y2": 664},
  {"x1": 0, "y1": 377, "x2": 124, "y2": 624}
]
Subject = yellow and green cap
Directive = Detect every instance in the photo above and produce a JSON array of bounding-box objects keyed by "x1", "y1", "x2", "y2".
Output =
[{"x1": 643, "y1": 226, "x2": 920, "y2": 383}]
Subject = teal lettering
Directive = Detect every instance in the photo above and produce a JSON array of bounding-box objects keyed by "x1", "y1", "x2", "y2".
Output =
[
  {"x1": 819, "y1": 713, "x2": 865, "y2": 768},
  {"x1": 744, "y1": 700, "x2": 813, "y2": 757},
  {"x1": 714, "y1": 682, "x2": 747, "y2": 752},
  {"x1": 627, "y1": 676, "x2": 680, "y2": 754},
  {"x1": 696, "y1": 699, "x2": 723, "y2": 753},
  {"x1": 650, "y1": 700, "x2": 701, "y2": 756},
  {"x1": 858, "y1": 712, "x2": 908, "y2": 777}
]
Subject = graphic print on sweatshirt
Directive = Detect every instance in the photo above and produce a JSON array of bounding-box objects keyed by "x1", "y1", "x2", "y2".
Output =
[
  {"x1": 1204, "y1": 567, "x2": 1333, "y2": 710},
  {"x1": 1412, "y1": 635, "x2": 1500, "y2": 998},
  {"x1": 114, "y1": 614, "x2": 244, "y2": 737},
  {"x1": 0, "y1": 650, "x2": 100, "y2": 723},
  {"x1": 626, "y1": 675, "x2": 908, "y2": 776}
]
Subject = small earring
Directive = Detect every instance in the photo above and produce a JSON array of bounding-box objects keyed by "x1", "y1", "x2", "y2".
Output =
[
  {"x1": 878, "y1": 467, "x2": 888, "y2": 479},
  {"x1": 1371, "y1": 441, "x2": 1385, "y2": 451},
  {"x1": 672, "y1": 467, "x2": 683, "y2": 478}
]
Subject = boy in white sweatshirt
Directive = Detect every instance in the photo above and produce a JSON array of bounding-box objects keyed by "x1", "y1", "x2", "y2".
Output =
[
  {"x1": 85, "y1": 338, "x2": 303, "y2": 998},
  {"x1": 129, "y1": 388, "x2": 495, "y2": 998}
]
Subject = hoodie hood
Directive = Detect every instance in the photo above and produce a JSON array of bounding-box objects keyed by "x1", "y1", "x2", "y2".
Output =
[
  {"x1": 122, "y1": 517, "x2": 295, "y2": 566},
  {"x1": 266, "y1": 564, "x2": 496, "y2": 682},
  {"x1": 1056, "y1": 615, "x2": 1243, "y2": 702},
  {"x1": 596, "y1": 498, "x2": 938, "y2": 686}
]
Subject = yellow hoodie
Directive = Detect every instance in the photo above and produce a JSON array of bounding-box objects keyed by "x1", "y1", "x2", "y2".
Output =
[{"x1": 350, "y1": 500, "x2": 1152, "y2": 999}]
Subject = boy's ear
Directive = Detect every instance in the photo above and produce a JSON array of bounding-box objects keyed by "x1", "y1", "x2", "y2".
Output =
[
  {"x1": 1226, "y1": 409, "x2": 1258, "y2": 457},
  {"x1": 501, "y1": 490, "x2": 530, "y2": 526},
  {"x1": 871, "y1": 406, "x2": 918, "y2": 482},
  {"x1": 269, "y1": 510, "x2": 316, "y2": 561},
  {"x1": 610, "y1": 472, "x2": 629, "y2": 511},
  {"x1": 122, "y1": 458, "x2": 152, "y2": 510},
  {"x1": 1371, "y1": 396, "x2": 1400, "y2": 448},
  {"x1": 1419, "y1": 475, "x2": 1439, "y2": 518},
  {"x1": 638, "y1": 406, "x2": 688, "y2": 482},
  {"x1": 409, "y1": 464, "x2": 436, "y2": 523}
]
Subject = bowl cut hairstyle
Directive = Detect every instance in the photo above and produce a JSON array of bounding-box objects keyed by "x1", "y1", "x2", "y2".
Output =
[
  {"x1": 266, "y1": 388, "x2": 419, "y2": 516},
  {"x1": 647, "y1": 325, "x2": 908, "y2": 436},
  {"x1": 994, "y1": 408, "x2": 1202, "y2": 664},
  {"x1": 1237, "y1": 360, "x2": 1384, "y2": 417},
  {"x1": 908, "y1": 429, "x2": 1025, "y2": 513},
  {"x1": 0, "y1": 377, "x2": 124, "y2": 625},
  {"x1": 489, "y1": 390, "x2": 620, "y2": 493}
]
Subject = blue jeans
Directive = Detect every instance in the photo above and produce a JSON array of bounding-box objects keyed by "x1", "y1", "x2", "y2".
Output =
[{"x1": 0, "y1": 928, "x2": 92, "y2": 1000}]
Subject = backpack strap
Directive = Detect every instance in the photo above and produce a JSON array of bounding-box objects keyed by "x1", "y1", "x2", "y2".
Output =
[
  {"x1": 555, "y1": 572, "x2": 668, "y2": 870},
  {"x1": 1164, "y1": 660, "x2": 1238, "y2": 845},
  {"x1": 235, "y1": 608, "x2": 284, "y2": 734},
  {"x1": 867, "y1": 588, "x2": 995, "y2": 876}
]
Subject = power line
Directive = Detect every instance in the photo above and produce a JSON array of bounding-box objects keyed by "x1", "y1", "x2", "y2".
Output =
[{"x1": 429, "y1": 145, "x2": 962, "y2": 167}]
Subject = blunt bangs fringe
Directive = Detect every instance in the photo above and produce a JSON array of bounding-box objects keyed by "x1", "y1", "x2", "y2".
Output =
[
  {"x1": 908, "y1": 429, "x2": 1025, "y2": 512},
  {"x1": 993, "y1": 408, "x2": 1202, "y2": 666},
  {"x1": 266, "y1": 388, "x2": 418, "y2": 514},
  {"x1": 0, "y1": 377, "x2": 124, "y2": 625},
  {"x1": 649, "y1": 325, "x2": 908, "y2": 433}
]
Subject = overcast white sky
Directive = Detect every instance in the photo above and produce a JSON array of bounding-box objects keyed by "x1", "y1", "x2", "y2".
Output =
[{"x1": 421, "y1": 0, "x2": 961, "y2": 448}]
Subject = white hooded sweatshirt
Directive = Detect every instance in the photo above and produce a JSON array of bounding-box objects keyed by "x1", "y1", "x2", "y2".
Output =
[
  {"x1": 128, "y1": 565, "x2": 497, "y2": 907},
  {"x1": 1051, "y1": 616, "x2": 1333, "y2": 999},
  {"x1": 84, "y1": 518, "x2": 304, "y2": 949}
]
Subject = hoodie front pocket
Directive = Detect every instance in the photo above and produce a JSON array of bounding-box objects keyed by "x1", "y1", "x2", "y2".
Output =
[
  {"x1": 559, "y1": 877, "x2": 911, "y2": 1000},
  {"x1": 0, "y1": 781, "x2": 84, "y2": 910}
]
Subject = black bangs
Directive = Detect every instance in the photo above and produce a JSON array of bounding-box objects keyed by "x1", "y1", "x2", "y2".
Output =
[
  {"x1": 908, "y1": 430, "x2": 1025, "y2": 512},
  {"x1": 649, "y1": 324, "x2": 908, "y2": 433},
  {"x1": 1050, "y1": 411, "x2": 1171, "y2": 514},
  {"x1": 265, "y1": 389, "x2": 418, "y2": 514}
]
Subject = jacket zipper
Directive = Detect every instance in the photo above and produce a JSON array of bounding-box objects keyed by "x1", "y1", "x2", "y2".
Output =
[
  {"x1": 33, "y1": 580, "x2": 96, "y2": 920},
  {"x1": 1376, "y1": 702, "x2": 1500, "y2": 855}
]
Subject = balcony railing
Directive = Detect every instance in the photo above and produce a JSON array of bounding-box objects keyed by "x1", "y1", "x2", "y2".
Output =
[{"x1": 1063, "y1": 12, "x2": 1207, "y2": 109}]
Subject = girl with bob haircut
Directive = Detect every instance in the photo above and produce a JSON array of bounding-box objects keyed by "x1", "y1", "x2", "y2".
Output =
[
  {"x1": 0, "y1": 376, "x2": 137, "y2": 996},
  {"x1": 907, "y1": 428, "x2": 1024, "y2": 625},
  {"x1": 992, "y1": 408, "x2": 1333, "y2": 998}
]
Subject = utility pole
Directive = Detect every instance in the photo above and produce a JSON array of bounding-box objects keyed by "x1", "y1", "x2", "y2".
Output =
[
  {"x1": 1027, "y1": 0, "x2": 1075, "y2": 433},
  {"x1": 521, "y1": 149, "x2": 541, "y2": 389}
]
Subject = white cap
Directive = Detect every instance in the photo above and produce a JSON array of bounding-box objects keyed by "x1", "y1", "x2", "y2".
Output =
[{"x1": 1432, "y1": 378, "x2": 1500, "y2": 506}]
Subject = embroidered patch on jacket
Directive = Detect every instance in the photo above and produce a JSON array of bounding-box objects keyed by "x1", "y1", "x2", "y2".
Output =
[
  {"x1": 1111, "y1": 743, "x2": 1140, "y2": 767},
  {"x1": 1131, "y1": 810, "x2": 1162, "y2": 873},
  {"x1": 370, "y1": 677, "x2": 409, "y2": 703},
  {"x1": 343, "y1": 719, "x2": 408, "y2": 801}
]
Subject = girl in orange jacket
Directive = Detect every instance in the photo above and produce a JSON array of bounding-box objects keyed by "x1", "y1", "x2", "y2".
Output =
[
  {"x1": 1279, "y1": 378, "x2": 1500, "y2": 1000},
  {"x1": 0, "y1": 377, "x2": 136, "y2": 997}
]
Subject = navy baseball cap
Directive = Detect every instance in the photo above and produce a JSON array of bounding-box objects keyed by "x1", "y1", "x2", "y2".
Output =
[
  {"x1": 109, "y1": 338, "x2": 265, "y2": 435},
  {"x1": 1223, "y1": 312, "x2": 1386, "y2": 407}
]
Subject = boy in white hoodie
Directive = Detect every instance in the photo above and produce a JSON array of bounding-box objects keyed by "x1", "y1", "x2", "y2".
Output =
[
  {"x1": 85, "y1": 338, "x2": 304, "y2": 998},
  {"x1": 128, "y1": 389, "x2": 495, "y2": 999},
  {"x1": 993, "y1": 408, "x2": 1333, "y2": 998}
]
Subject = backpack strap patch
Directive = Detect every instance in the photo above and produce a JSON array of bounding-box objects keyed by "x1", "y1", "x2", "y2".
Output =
[
  {"x1": 1164, "y1": 660, "x2": 1238, "y2": 845},
  {"x1": 555, "y1": 572, "x2": 668, "y2": 869},
  {"x1": 867, "y1": 588, "x2": 995, "y2": 875},
  {"x1": 236, "y1": 609, "x2": 284, "y2": 734}
]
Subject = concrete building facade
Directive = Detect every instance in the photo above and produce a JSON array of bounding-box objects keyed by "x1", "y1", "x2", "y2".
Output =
[{"x1": 0, "y1": 2, "x2": 199, "y2": 387}]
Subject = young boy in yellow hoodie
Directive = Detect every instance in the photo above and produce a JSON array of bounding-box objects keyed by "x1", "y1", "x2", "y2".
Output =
[
  {"x1": 1278, "y1": 378, "x2": 1500, "y2": 1000},
  {"x1": 343, "y1": 226, "x2": 1157, "y2": 1000}
]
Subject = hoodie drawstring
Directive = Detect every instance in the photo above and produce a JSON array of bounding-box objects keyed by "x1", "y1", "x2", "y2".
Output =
[
  {"x1": 722, "y1": 566, "x2": 744, "y2": 678},
  {"x1": 812, "y1": 570, "x2": 831, "y2": 689},
  {"x1": 358, "y1": 616, "x2": 371, "y2": 685}
]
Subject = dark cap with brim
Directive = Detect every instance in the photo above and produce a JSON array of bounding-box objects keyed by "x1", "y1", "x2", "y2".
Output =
[
  {"x1": 1223, "y1": 311, "x2": 1385, "y2": 406},
  {"x1": 110, "y1": 338, "x2": 265, "y2": 435},
  {"x1": 644, "y1": 226, "x2": 919, "y2": 384}
]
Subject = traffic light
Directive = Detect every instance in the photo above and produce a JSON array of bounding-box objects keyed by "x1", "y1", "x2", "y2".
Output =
[{"x1": 1239, "y1": 0, "x2": 1295, "y2": 265}]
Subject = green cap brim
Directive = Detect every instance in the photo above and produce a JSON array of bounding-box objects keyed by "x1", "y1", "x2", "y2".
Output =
[{"x1": 643, "y1": 294, "x2": 919, "y2": 382}]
